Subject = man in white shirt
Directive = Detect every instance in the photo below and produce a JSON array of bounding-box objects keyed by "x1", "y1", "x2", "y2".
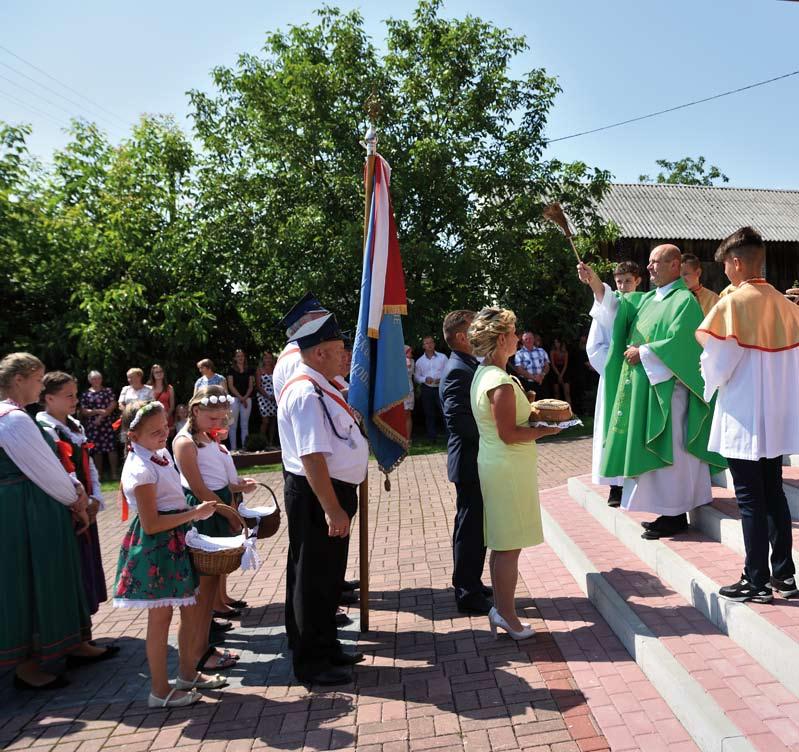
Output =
[
  {"x1": 697, "y1": 227, "x2": 799, "y2": 603},
  {"x1": 414, "y1": 336, "x2": 449, "y2": 441},
  {"x1": 278, "y1": 310, "x2": 369, "y2": 687}
]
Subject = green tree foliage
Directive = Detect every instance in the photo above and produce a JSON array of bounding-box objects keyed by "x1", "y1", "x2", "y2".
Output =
[
  {"x1": 2, "y1": 1, "x2": 612, "y2": 392},
  {"x1": 188, "y1": 1, "x2": 611, "y2": 346},
  {"x1": 639, "y1": 156, "x2": 729, "y2": 186}
]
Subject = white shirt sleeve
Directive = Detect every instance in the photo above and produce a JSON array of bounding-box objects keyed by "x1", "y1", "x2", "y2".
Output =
[
  {"x1": 590, "y1": 284, "x2": 619, "y2": 332},
  {"x1": 290, "y1": 391, "x2": 333, "y2": 458},
  {"x1": 414, "y1": 357, "x2": 426, "y2": 385},
  {"x1": 586, "y1": 317, "x2": 611, "y2": 375},
  {"x1": 89, "y1": 455, "x2": 104, "y2": 508},
  {"x1": 639, "y1": 345, "x2": 673, "y2": 386},
  {"x1": 122, "y1": 455, "x2": 158, "y2": 493},
  {"x1": 0, "y1": 411, "x2": 79, "y2": 505},
  {"x1": 221, "y1": 447, "x2": 240, "y2": 486},
  {"x1": 700, "y1": 337, "x2": 745, "y2": 403}
]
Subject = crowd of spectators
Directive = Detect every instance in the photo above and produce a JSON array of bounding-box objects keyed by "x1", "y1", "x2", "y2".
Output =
[{"x1": 404, "y1": 329, "x2": 598, "y2": 443}]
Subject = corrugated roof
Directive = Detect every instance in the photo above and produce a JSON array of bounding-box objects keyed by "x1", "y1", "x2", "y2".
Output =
[{"x1": 596, "y1": 183, "x2": 799, "y2": 242}]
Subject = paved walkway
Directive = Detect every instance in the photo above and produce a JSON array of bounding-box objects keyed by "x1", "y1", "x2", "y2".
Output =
[{"x1": 0, "y1": 437, "x2": 608, "y2": 752}]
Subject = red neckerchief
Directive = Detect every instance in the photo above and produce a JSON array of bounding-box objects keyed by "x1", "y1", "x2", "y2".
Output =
[{"x1": 280, "y1": 374, "x2": 357, "y2": 421}]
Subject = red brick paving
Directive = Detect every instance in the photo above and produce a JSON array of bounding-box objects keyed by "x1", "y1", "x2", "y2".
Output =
[{"x1": 0, "y1": 438, "x2": 610, "y2": 752}]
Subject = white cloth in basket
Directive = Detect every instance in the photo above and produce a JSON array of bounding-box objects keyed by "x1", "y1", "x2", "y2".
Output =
[
  {"x1": 238, "y1": 503, "x2": 277, "y2": 519},
  {"x1": 186, "y1": 527, "x2": 260, "y2": 571}
]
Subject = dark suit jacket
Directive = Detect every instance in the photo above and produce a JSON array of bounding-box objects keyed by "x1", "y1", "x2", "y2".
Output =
[{"x1": 439, "y1": 350, "x2": 480, "y2": 484}]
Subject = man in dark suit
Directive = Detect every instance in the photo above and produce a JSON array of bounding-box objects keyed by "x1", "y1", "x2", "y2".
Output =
[{"x1": 439, "y1": 310, "x2": 492, "y2": 614}]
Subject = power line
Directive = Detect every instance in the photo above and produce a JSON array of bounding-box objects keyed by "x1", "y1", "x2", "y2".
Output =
[
  {"x1": 0, "y1": 44, "x2": 129, "y2": 127},
  {"x1": 0, "y1": 60, "x2": 122, "y2": 131},
  {"x1": 0, "y1": 86, "x2": 66, "y2": 127},
  {"x1": 547, "y1": 69, "x2": 799, "y2": 143},
  {"x1": 0, "y1": 71, "x2": 88, "y2": 120}
]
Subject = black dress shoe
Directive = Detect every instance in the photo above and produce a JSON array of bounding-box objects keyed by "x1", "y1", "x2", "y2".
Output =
[
  {"x1": 296, "y1": 667, "x2": 353, "y2": 686},
  {"x1": 339, "y1": 592, "x2": 359, "y2": 606},
  {"x1": 210, "y1": 619, "x2": 234, "y2": 632},
  {"x1": 641, "y1": 514, "x2": 688, "y2": 540},
  {"x1": 66, "y1": 645, "x2": 121, "y2": 668},
  {"x1": 226, "y1": 599, "x2": 248, "y2": 608},
  {"x1": 335, "y1": 611, "x2": 352, "y2": 626},
  {"x1": 214, "y1": 609, "x2": 242, "y2": 619},
  {"x1": 330, "y1": 651, "x2": 365, "y2": 666},
  {"x1": 456, "y1": 593, "x2": 493, "y2": 614},
  {"x1": 607, "y1": 485, "x2": 623, "y2": 508},
  {"x1": 14, "y1": 674, "x2": 70, "y2": 691},
  {"x1": 342, "y1": 579, "x2": 360, "y2": 592}
]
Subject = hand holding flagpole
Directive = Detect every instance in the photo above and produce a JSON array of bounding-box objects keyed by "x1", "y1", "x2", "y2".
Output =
[{"x1": 543, "y1": 203, "x2": 582, "y2": 263}]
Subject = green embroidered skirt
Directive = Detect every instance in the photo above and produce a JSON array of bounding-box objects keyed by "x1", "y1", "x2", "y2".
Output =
[
  {"x1": 0, "y1": 469, "x2": 91, "y2": 667},
  {"x1": 112, "y1": 511, "x2": 198, "y2": 609}
]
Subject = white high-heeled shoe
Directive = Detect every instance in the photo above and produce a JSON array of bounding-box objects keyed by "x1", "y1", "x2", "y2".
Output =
[{"x1": 488, "y1": 607, "x2": 535, "y2": 641}]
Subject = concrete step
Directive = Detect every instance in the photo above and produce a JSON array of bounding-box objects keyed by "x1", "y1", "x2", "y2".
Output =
[
  {"x1": 539, "y1": 484, "x2": 799, "y2": 751},
  {"x1": 785, "y1": 455, "x2": 799, "y2": 468},
  {"x1": 568, "y1": 475, "x2": 799, "y2": 707},
  {"x1": 520, "y1": 541, "x2": 701, "y2": 751}
]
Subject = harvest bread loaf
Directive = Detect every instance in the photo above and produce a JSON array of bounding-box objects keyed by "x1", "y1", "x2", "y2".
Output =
[{"x1": 530, "y1": 399, "x2": 572, "y2": 423}]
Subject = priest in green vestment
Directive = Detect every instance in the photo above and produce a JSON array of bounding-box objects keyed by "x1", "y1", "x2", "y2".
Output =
[{"x1": 579, "y1": 245, "x2": 726, "y2": 540}]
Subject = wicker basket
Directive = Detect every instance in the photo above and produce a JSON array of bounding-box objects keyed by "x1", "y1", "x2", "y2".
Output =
[
  {"x1": 188, "y1": 508, "x2": 246, "y2": 576},
  {"x1": 240, "y1": 482, "x2": 281, "y2": 540}
]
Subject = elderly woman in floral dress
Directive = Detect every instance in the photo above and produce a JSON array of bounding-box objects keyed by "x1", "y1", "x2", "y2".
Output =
[{"x1": 80, "y1": 370, "x2": 118, "y2": 480}]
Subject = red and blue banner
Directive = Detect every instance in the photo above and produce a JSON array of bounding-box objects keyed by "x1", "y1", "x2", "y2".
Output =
[{"x1": 349, "y1": 154, "x2": 410, "y2": 473}]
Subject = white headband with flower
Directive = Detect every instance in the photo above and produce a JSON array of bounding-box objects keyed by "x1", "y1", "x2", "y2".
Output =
[
  {"x1": 199, "y1": 394, "x2": 235, "y2": 406},
  {"x1": 129, "y1": 401, "x2": 163, "y2": 429}
]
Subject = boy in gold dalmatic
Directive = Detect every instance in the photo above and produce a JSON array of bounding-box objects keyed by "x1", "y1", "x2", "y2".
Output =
[{"x1": 697, "y1": 226, "x2": 799, "y2": 603}]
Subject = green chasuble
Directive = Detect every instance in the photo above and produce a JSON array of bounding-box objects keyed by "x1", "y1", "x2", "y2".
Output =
[{"x1": 600, "y1": 277, "x2": 726, "y2": 478}]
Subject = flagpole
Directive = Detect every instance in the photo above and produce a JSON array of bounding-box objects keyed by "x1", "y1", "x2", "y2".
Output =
[{"x1": 358, "y1": 113, "x2": 378, "y2": 634}]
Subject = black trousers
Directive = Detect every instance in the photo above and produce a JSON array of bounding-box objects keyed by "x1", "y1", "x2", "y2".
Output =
[
  {"x1": 284, "y1": 472, "x2": 358, "y2": 678},
  {"x1": 420, "y1": 384, "x2": 446, "y2": 441},
  {"x1": 727, "y1": 456, "x2": 795, "y2": 588},
  {"x1": 452, "y1": 480, "x2": 487, "y2": 601}
]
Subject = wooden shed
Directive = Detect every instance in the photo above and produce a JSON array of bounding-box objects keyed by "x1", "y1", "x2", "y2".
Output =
[{"x1": 595, "y1": 183, "x2": 799, "y2": 292}]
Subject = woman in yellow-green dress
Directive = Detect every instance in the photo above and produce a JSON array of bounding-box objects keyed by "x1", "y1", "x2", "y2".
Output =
[{"x1": 469, "y1": 309, "x2": 560, "y2": 641}]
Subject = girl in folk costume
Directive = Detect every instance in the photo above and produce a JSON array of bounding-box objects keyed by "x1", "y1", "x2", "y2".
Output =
[
  {"x1": 173, "y1": 385, "x2": 256, "y2": 671},
  {"x1": 113, "y1": 400, "x2": 223, "y2": 708},
  {"x1": 0, "y1": 353, "x2": 94, "y2": 690},
  {"x1": 37, "y1": 372, "x2": 113, "y2": 624}
]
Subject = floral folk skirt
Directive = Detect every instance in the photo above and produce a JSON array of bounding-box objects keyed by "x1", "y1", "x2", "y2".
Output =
[{"x1": 112, "y1": 511, "x2": 198, "y2": 609}]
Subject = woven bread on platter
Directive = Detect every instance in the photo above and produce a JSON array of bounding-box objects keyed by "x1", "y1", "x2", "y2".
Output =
[{"x1": 529, "y1": 399, "x2": 573, "y2": 423}]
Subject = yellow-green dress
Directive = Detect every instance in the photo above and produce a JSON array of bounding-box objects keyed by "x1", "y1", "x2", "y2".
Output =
[{"x1": 470, "y1": 365, "x2": 543, "y2": 551}]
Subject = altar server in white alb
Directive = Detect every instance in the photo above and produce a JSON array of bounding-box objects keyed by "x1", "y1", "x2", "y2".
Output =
[
  {"x1": 579, "y1": 260, "x2": 642, "y2": 507},
  {"x1": 697, "y1": 226, "x2": 799, "y2": 603},
  {"x1": 277, "y1": 308, "x2": 369, "y2": 687}
]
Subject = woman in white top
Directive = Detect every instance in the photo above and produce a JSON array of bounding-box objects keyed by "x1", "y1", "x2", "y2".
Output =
[
  {"x1": 174, "y1": 385, "x2": 256, "y2": 671},
  {"x1": 0, "y1": 353, "x2": 92, "y2": 690},
  {"x1": 112, "y1": 399, "x2": 219, "y2": 708},
  {"x1": 117, "y1": 368, "x2": 154, "y2": 450}
]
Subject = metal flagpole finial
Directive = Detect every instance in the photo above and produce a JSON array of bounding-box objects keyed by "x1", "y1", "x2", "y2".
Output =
[{"x1": 362, "y1": 91, "x2": 381, "y2": 157}]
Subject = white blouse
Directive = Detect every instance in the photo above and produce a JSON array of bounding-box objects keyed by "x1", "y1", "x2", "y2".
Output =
[
  {"x1": 121, "y1": 442, "x2": 188, "y2": 514},
  {"x1": 701, "y1": 337, "x2": 799, "y2": 461},
  {"x1": 174, "y1": 427, "x2": 239, "y2": 491},
  {"x1": 36, "y1": 412, "x2": 103, "y2": 504},
  {"x1": 0, "y1": 401, "x2": 79, "y2": 506}
]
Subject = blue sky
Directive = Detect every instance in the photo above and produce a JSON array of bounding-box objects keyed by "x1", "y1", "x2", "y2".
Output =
[{"x1": 2, "y1": 0, "x2": 798, "y2": 188}]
